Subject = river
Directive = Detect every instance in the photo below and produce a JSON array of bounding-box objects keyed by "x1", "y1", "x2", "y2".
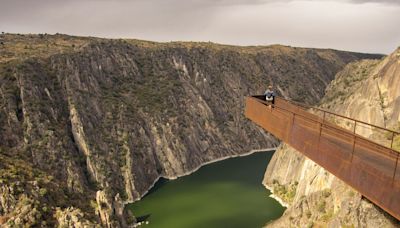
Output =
[{"x1": 127, "y1": 151, "x2": 285, "y2": 228}]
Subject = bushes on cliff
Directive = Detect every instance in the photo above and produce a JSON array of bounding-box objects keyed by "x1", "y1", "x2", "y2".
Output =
[{"x1": 271, "y1": 180, "x2": 298, "y2": 203}]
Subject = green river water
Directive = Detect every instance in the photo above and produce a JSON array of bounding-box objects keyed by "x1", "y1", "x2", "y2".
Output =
[{"x1": 128, "y1": 151, "x2": 285, "y2": 228}]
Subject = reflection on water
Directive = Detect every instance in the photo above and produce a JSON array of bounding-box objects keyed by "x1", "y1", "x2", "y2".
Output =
[{"x1": 128, "y1": 151, "x2": 285, "y2": 228}]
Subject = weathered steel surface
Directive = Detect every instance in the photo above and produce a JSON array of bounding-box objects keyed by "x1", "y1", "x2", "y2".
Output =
[{"x1": 245, "y1": 96, "x2": 400, "y2": 221}]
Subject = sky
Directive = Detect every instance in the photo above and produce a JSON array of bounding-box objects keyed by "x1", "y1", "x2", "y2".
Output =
[{"x1": 1, "y1": 0, "x2": 399, "y2": 54}]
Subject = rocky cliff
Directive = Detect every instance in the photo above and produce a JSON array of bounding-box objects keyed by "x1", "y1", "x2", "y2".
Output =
[
  {"x1": 0, "y1": 33, "x2": 381, "y2": 227},
  {"x1": 263, "y1": 48, "x2": 400, "y2": 227}
]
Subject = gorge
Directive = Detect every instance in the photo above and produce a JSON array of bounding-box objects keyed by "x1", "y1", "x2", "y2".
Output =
[{"x1": 0, "y1": 33, "x2": 385, "y2": 227}]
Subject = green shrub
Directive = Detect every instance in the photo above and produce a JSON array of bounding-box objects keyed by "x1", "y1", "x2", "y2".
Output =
[
  {"x1": 272, "y1": 181, "x2": 297, "y2": 203},
  {"x1": 39, "y1": 188, "x2": 48, "y2": 197}
]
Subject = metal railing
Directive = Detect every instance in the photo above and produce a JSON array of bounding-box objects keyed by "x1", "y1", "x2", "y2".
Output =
[
  {"x1": 252, "y1": 95, "x2": 400, "y2": 183},
  {"x1": 254, "y1": 95, "x2": 400, "y2": 153},
  {"x1": 245, "y1": 95, "x2": 400, "y2": 221},
  {"x1": 278, "y1": 97, "x2": 400, "y2": 152}
]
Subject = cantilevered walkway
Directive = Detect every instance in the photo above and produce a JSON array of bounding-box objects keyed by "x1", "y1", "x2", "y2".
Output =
[{"x1": 245, "y1": 96, "x2": 400, "y2": 220}]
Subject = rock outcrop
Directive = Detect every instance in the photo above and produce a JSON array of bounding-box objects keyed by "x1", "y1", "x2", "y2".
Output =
[
  {"x1": 0, "y1": 33, "x2": 381, "y2": 226},
  {"x1": 55, "y1": 207, "x2": 97, "y2": 228},
  {"x1": 263, "y1": 48, "x2": 400, "y2": 227}
]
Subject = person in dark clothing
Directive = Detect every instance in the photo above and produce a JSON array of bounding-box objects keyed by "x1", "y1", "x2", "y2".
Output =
[{"x1": 264, "y1": 85, "x2": 275, "y2": 106}]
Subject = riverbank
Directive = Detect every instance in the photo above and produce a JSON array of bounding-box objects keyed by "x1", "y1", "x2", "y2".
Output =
[
  {"x1": 263, "y1": 183, "x2": 289, "y2": 208},
  {"x1": 127, "y1": 151, "x2": 286, "y2": 228},
  {"x1": 127, "y1": 147, "x2": 278, "y2": 204}
]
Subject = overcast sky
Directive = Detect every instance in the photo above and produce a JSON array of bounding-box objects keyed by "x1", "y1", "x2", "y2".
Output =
[{"x1": 1, "y1": 0, "x2": 399, "y2": 54}]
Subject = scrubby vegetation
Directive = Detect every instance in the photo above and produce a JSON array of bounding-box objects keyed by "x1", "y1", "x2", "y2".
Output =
[
  {"x1": 0, "y1": 152, "x2": 96, "y2": 226},
  {"x1": 272, "y1": 179, "x2": 298, "y2": 203},
  {"x1": 0, "y1": 33, "x2": 91, "y2": 63},
  {"x1": 0, "y1": 33, "x2": 380, "y2": 226},
  {"x1": 321, "y1": 59, "x2": 380, "y2": 106}
]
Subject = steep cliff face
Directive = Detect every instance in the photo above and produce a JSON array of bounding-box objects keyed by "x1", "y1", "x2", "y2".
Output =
[
  {"x1": 320, "y1": 48, "x2": 400, "y2": 140},
  {"x1": 263, "y1": 48, "x2": 400, "y2": 227},
  {"x1": 0, "y1": 33, "x2": 381, "y2": 227},
  {"x1": 0, "y1": 153, "x2": 98, "y2": 227}
]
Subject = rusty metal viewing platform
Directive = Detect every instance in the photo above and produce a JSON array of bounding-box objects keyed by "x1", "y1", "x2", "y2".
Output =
[{"x1": 245, "y1": 96, "x2": 400, "y2": 220}]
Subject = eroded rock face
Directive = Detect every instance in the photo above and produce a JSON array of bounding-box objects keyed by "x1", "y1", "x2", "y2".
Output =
[
  {"x1": 264, "y1": 48, "x2": 400, "y2": 227},
  {"x1": 55, "y1": 207, "x2": 98, "y2": 228},
  {"x1": 0, "y1": 33, "x2": 381, "y2": 226},
  {"x1": 0, "y1": 153, "x2": 98, "y2": 227}
]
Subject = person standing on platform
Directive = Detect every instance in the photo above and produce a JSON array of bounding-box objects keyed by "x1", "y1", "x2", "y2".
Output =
[{"x1": 264, "y1": 85, "x2": 275, "y2": 107}]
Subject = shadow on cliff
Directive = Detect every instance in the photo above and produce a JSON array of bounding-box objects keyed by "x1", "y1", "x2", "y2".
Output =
[
  {"x1": 143, "y1": 177, "x2": 169, "y2": 199},
  {"x1": 136, "y1": 214, "x2": 151, "y2": 223}
]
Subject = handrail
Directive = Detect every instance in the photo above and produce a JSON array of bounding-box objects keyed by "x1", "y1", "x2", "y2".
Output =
[
  {"x1": 251, "y1": 96, "x2": 399, "y2": 155},
  {"x1": 252, "y1": 95, "x2": 400, "y2": 183},
  {"x1": 277, "y1": 97, "x2": 400, "y2": 135},
  {"x1": 246, "y1": 95, "x2": 400, "y2": 221}
]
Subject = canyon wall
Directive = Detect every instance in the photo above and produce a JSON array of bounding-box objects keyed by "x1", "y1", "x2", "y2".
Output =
[
  {"x1": 263, "y1": 48, "x2": 400, "y2": 227},
  {"x1": 0, "y1": 33, "x2": 381, "y2": 227}
]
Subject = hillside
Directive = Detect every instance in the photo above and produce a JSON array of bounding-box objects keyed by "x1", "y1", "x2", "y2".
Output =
[
  {"x1": 0, "y1": 33, "x2": 381, "y2": 227},
  {"x1": 263, "y1": 48, "x2": 400, "y2": 227}
]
